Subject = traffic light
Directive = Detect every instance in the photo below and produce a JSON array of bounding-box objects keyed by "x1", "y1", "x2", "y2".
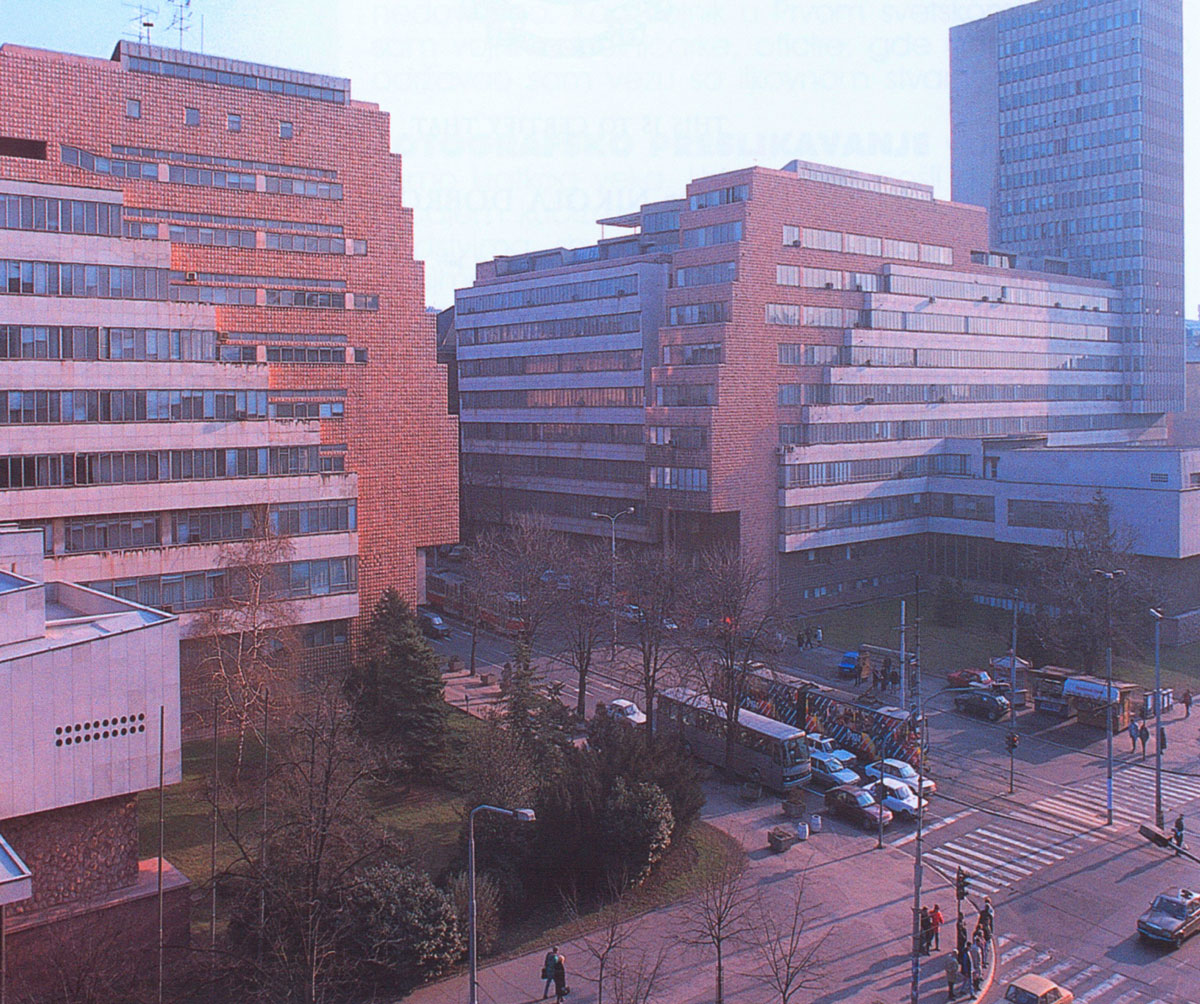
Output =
[
  {"x1": 1006, "y1": 732, "x2": 1019, "y2": 754},
  {"x1": 955, "y1": 866, "x2": 971, "y2": 900}
]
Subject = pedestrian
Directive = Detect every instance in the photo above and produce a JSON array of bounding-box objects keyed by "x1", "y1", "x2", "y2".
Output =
[
  {"x1": 797, "y1": 628, "x2": 804, "y2": 650},
  {"x1": 890, "y1": 667, "x2": 901, "y2": 693},
  {"x1": 815, "y1": 626, "x2": 823, "y2": 646},
  {"x1": 553, "y1": 950, "x2": 568, "y2": 1002},
  {"x1": 944, "y1": 950, "x2": 959, "y2": 1001},
  {"x1": 541, "y1": 946, "x2": 560, "y2": 1000},
  {"x1": 920, "y1": 906, "x2": 933, "y2": 955},
  {"x1": 979, "y1": 930, "x2": 991, "y2": 970},
  {"x1": 1159, "y1": 726, "x2": 1168, "y2": 755},
  {"x1": 1183, "y1": 689, "x2": 1193, "y2": 718},
  {"x1": 959, "y1": 944, "x2": 973, "y2": 999},
  {"x1": 1140, "y1": 722, "x2": 1150, "y2": 760},
  {"x1": 956, "y1": 917, "x2": 968, "y2": 955},
  {"x1": 1128, "y1": 718, "x2": 1139, "y2": 753},
  {"x1": 979, "y1": 896, "x2": 994, "y2": 941},
  {"x1": 969, "y1": 935, "x2": 983, "y2": 991},
  {"x1": 931, "y1": 903, "x2": 945, "y2": 950},
  {"x1": 1174, "y1": 813, "x2": 1186, "y2": 855},
  {"x1": 857, "y1": 656, "x2": 866, "y2": 688}
]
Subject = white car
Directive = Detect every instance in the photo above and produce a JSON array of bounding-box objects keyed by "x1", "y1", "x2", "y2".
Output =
[
  {"x1": 607, "y1": 699, "x2": 647, "y2": 726},
  {"x1": 863, "y1": 758, "x2": 936, "y2": 798},
  {"x1": 874, "y1": 776, "x2": 927, "y2": 821},
  {"x1": 806, "y1": 733, "x2": 857, "y2": 769}
]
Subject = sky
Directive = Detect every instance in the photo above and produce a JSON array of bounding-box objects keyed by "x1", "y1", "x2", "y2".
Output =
[{"x1": 1, "y1": 0, "x2": 1195, "y2": 311}]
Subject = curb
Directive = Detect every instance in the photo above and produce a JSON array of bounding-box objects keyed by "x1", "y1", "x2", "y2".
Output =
[{"x1": 976, "y1": 935, "x2": 1000, "y2": 1002}]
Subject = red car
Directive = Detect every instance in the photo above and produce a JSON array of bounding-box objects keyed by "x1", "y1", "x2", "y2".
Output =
[{"x1": 946, "y1": 668, "x2": 992, "y2": 689}]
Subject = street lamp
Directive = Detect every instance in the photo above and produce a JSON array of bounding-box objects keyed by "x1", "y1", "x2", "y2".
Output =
[
  {"x1": 1093, "y1": 568, "x2": 1125, "y2": 827},
  {"x1": 1150, "y1": 608, "x2": 1164, "y2": 829},
  {"x1": 468, "y1": 804, "x2": 536, "y2": 1004},
  {"x1": 591, "y1": 507, "x2": 635, "y2": 659}
]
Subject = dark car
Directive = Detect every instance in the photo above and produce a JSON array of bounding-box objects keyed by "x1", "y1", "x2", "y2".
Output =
[
  {"x1": 809, "y1": 751, "x2": 860, "y2": 790},
  {"x1": 823, "y1": 785, "x2": 893, "y2": 831},
  {"x1": 1137, "y1": 888, "x2": 1200, "y2": 947},
  {"x1": 417, "y1": 609, "x2": 451, "y2": 639},
  {"x1": 954, "y1": 689, "x2": 1011, "y2": 722},
  {"x1": 946, "y1": 667, "x2": 992, "y2": 689}
]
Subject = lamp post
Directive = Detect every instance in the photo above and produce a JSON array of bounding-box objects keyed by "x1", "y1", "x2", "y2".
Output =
[
  {"x1": 468, "y1": 805, "x2": 536, "y2": 1004},
  {"x1": 1151, "y1": 608, "x2": 1164, "y2": 829},
  {"x1": 1093, "y1": 568, "x2": 1125, "y2": 826},
  {"x1": 591, "y1": 507, "x2": 635, "y2": 659}
]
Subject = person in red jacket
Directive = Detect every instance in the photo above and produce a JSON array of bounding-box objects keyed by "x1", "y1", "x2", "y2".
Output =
[{"x1": 930, "y1": 903, "x2": 946, "y2": 951}]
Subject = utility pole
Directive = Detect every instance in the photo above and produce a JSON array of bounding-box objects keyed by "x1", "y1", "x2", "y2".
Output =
[
  {"x1": 591, "y1": 507, "x2": 634, "y2": 660},
  {"x1": 910, "y1": 574, "x2": 923, "y2": 1004},
  {"x1": 1151, "y1": 608, "x2": 1164, "y2": 829},
  {"x1": 1094, "y1": 568, "x2": 1124, "y2": 826},
  {"x1": 1009, "y1": 589, "x2": 1019, "y2": 794}
]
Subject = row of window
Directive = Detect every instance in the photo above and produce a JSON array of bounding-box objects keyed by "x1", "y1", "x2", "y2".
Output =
[
  {"x1": 999, "y1": 95, "x2": 1141, "y2": 138},
  {"x1": 171, "y1": 105, "x2": 295, "y2": 141},
  {"x1": 1000, "y1": 151, "x2": 1143, "y2": 193},
  {"x1": 0, "y1": 446, "x2": 330, "y2": 489},
  {"x1": 459, "y1": 348, "x2": 641, "y2": 378},
  {"x1": 1006, "y1": 499, "x2": 1084, "y2": 529},
  {"x1": 125, "y1": 205, "x2": 343, "y2": 235},
  {"x1": 267, "y1": 232, "x2": 365, "y2": 255},
  {"x1": 647, "y1": 426, "x2": 708, "y2": 449},
  {"x1": 270, "y1": 399, "x2": 345, "y2": 419},
  {"x1": 641, "y1": 208, "x2": 681, "y2": 234},
  {"x1": 169, "y1": 224, "x2": 255, "y2": 248},
  {"x1": 266, "y1": 345, "x2": 348, "y2": 364},
  {"x1": 463, "y1": 454, "x2": 643, "y2": 485},
  {"x1": 776, "y1": 343, "x2": 1128, "y2": 372},
  {"x1": 765, "y1": 304, "x2": 857, "y2": 328},
  {"x1": 997, "y1": 3, "x2": 1137, "y2": 49},
  {"x1": 669, "y1": 302, "x2": 731, "y2": 326},
  {"x1": 457, "y1": 311, "x2": 640, "y2": 346},
  {"x1": 461, "y1": 421, "x2": 643, "y2": 446},
  {"x1": 649, "y1": 466, "x2": 708, "y2": 491},
  {"x1": 674, "y1": 261, "x2": 737, "y2": 288},
  {"x1": 170, "y1": 269, "x2": 346, "y2": 290},
  {"x1": 0, "y1": 192, "x2": 123, "y2": 235},
  {"x1": 66, "y1": 514, "x2": 160, "y2": 553},
  {"x1": 462, "y1": 485, "x2": 645, "y2": 525},
  {"x1": 997, "y1": 36, "x2": 1141, "y2": 87},
  {"x1": 886, "y1": 272, "x2": 1111, "y2": 310},
  {"x1": 0, "y1": 326, "x2": 218, "y2": 362},
  {"x1": 269, "y1": 499, "x2": 358, "y2": 536},
  {"x1": 460, "y1": 386, "x2": 645, "y2": 409},
  {"x1": 782, "y1": 226, "x2": 953, "y2": 264},
  {"x1": 3, "y1": 259, "x2": 169, "y2": 299},
  {"x1": 781, "y1": 492, "x2": 995, "y2": 534},
  {"x1": 998, "y1": 65, "x2": 1141, "y2": 113},
  {"x1": 1, "y1": 389, "x2": 270, "y2": 425},
  {"x1": 458, "y1": 276, "x2": 639, "y2": 315},
  {"x1": 688, "y1": 184, "x2": 749, "y2": 210},
  {"x1": 1001, "y1": 181, "x2": 1141, "y2": 216},
  {"x1": 661, "y1": 342, "x2": 722, "y2": 366},
  {"x1": 680, "y1": 221, "x2": 743, "y2": 248},
  {"x1": 780, "y1": 381, "x2": 1128, "y2": 407},
  {"x1": 87, "y1": 555, "x2": 357, "y2": 612},
  {"x1": 780, "y1": 454, "x2": 969, "y2": 488},
  {"x1": 125, "y1": 54, "x2": 348, "y2": 105},
  {"x1": 110, "y1": 143, "x2": 336, "y2": 181},
  {"x1": 779, "y1": 412, "x2": 1152, "y2": 447},
  {"x1": 655, "y1": 384, "x2": 715, "y2": 407},
  {"x1": 304, "y1": 621, "x2": 349, "y2": 648}
]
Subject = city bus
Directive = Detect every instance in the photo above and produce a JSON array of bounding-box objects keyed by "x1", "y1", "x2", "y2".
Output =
[{"x1": 656, "y1": 687, "x2": 811, "y2": 793}]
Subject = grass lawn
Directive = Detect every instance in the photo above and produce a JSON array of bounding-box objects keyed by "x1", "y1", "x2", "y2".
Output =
[{"x1": 812, "y1": 594, "x2": 1200, "y2": 693}]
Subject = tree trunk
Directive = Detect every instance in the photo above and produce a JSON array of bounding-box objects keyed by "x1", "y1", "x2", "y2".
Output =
[
  {"x1": 576, "y1": 656, "x2": 590, "y2": 718},
  {"x1": 715, "y1": 939, "x2": 724, "y2": 1004},
  {"x1": 469, "y1": 618, "x2": 479, "y2": 676}
]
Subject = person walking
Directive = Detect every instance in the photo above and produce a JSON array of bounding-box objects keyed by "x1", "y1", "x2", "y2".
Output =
[
  {"x1": 959, "y1": 943, "x2": 974, "y2": 999},
  {"x1": 552, "y1": 950, "x2": 568, "y2": 1002},
  {"x1": 1159, "y1": 726, "x2": 1168, "y2": 756},
  {"x1": 931, "y1": 903, "x2": 946, "y2": 951},
  {"x1": 541, "y1": 947, "x2": 560, "y2": 1000},
  {"x1": 890, "y1": 667, "x2": 901, "y2": 693},
  {"x1": 956, "y1": 917, "x2": 968, "y2": 955},
  {"x1": 1140, "y1": 722, "x2": 1150, "y2": 760},
  {"x1": 797, "y1": 628, "x2": 804, "y2": 651},
  {"x1": 920, "y1": 906, "x2": 933, "y2": 955},
  {"x1": 1182, "y1": 689, "x2": 1192, "y2": 719},
  {"x1": 980, "y1": 896, "x2": 994, "y2": 941},
  {"x1": 1128, "y1": 718, "x2": 1140, "y2": 753},
  {"x1": 815, "y1": 626, "x2": 823, "y2": 647},
  {"x1": 1174, "y1": 813, "x2": 1186, "y2": 855},
  {"x1": 969, "y1": 935, "x2": 984, "y2": 992},
  {"x1": 944, "y1": 950, "x2": 959, "y2": 1001}
]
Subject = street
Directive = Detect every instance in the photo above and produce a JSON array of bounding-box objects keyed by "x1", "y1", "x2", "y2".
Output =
[{"x1": 425, "y1": 618, "x2": 1200, "y2": 1003}]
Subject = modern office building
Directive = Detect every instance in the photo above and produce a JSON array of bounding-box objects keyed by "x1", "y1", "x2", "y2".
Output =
[
  {"x1": 0, "y1": 525, "x2": 188, "y2": 995},
  {"x1": 455, "y1": 160, "x2": 1186, "y2": 617},
  {"x1": 950, "y1": 0, "x2": 1185, "y2": 414},
  {"x1": 0, "y1": 42, "x2": 459, "y2": 730}
]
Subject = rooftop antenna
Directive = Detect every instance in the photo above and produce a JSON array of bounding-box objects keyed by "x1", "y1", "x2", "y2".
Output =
[
  {"x1": 123, "y1": 2, "x2": 158, "y2": 44},
  {"x1": 166, "y1": 0, "x2": 193, "y2": 50}
]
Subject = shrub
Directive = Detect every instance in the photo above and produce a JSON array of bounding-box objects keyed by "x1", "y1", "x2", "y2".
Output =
[{"x1": 602, "y1": 778, "x2": 674, "y2": 886}]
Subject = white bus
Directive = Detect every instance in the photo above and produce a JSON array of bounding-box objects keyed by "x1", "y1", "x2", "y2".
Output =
[{"x1": 656, "y1": 687, "x2": 811, "y2": 793}]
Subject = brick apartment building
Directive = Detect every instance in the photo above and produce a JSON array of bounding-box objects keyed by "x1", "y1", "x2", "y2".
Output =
[
  {"x1": 451, "y1": 160, "x2": 1200, "y2": 628},
  {"x1": 0, "y1": 42, "x2": 459, "y2": 728}
]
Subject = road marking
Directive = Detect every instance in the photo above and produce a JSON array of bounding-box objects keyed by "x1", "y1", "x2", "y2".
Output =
[
  {"x1": 974, "y1": 828, "x2": 1066, "y2": 865},
  {"x1": 1000, "y1": 943, "x2": 1031, "y2": 965},
  {"x1": 890, "y1": 810, "x2": 970, "y2": 847},
  {"x1": 923, "y1": 851, "x2": 1005, "y2": 892},
  {"x1": 1075, "y1": 975, "x2": 1127, "y2": 1003},
  {"x1": 1106, "y1": 992, "x2": 1145, "y2": 1004},
  {"x1": 939, "y1": 841, "x2": 1034, "y2": 877},
  {"x1": 1063, "y1": 964, "x2": 1102, "y2": 987}
]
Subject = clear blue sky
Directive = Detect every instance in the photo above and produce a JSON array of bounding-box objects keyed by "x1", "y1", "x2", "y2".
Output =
[{"x1": 2, "y1": 0, "x2": 1195, "y2": 312}]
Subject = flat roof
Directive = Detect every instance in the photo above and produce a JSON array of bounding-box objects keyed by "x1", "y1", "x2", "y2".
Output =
[{"x1": 0, "y1": 569, "x2": 31, "y2": 595}]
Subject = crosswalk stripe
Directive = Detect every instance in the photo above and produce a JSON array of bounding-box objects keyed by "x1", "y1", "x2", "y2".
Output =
[
  {"x1": 974, "y1": 828, "x2": 1066, "y2": 864},
  {"x1": 1028, "y1": 796, "x2": 1112, "y2": 829},
  {"x1": 1064, "y1": 964, "x2": 1103, "y2": 987},
  {"x1": 1107, "y1": 992, "x2": 1145, "y2": 1004},
  {"x1": 1041, "y1": 959, "x2": 1077, "y2": 980},
  {"x1": 923, "y1": 852, "x2": 1005, "y2": 892},
  {"x1": 1076, "y1": 975, "x2": 1127, "y2": 1003},
  {"x1": 1001, "y1": 943, "x2": 1031, "y2": 965},
  {"x1": 936, "y1": 842, "x2": 1033, "y2": 877}
]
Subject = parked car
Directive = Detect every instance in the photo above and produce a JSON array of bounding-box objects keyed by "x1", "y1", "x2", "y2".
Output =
[
  {"x1": 809, "y1": 751, "x2": 860, "y2": 789},
  {"x1": 1137, "y1": 888, "x2": 1200, "y2": 947},
  {"x1": 604, "y1": 699, "x2": 647, "y2": 727},
  {"x1": 661, "y1": 617, "x2": 680, "y2": 632},
  {"x1": 863, "y1": 758, "x2": 937, "y2": 798},
  {"x1": 806, "y1": 733, "x2": 858, "y2": 769},
  {"x1": 823, "y1": 785, "x2": 893, "y2": 831},
  {"x1": 946, "y1": 667, "x2": 993, "y2": 689},
  {"x1": 1004, "y1": 974, "x2": 1074, "y2": 1004},
  {"x1": 618, "y1": 604, "x2": 643, "y2": 623},
  {"x1": 446, "y1": 544, "x2": 471, "y2": 562},
  {"x1": 954, "y1": 689, "x2": 1011, "y2": 722},
  {"x1": 875, "y1": 776, "x2": 927, "y2": 822},
  {"x1": 692, "y1": 615, "x2": 715, "y2": 633},
  {"x1": 417, "y1": 609, "x2": 451, "y2": 639},
  {"x1": 837, "y1": 651, "x2": 861, "y2": 679}
]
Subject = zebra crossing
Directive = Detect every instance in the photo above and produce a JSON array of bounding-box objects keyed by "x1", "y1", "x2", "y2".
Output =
[
  {"x1": 997, "y1": 935, "x2": 1180, "y2": 1004},
  {"x1": 922, "y1": 767, "x2": 1200, "y2": 896}
]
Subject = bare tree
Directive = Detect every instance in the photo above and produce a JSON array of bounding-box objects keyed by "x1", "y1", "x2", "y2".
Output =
[
  {"x1": 681, "y1": 851, "x2": 752, "y2": 1004},
  {"x1": 689, "y1": 544, "x2": 779, "y2": 774},
  {"x1": 620, "y1": 546, "x2": 691, "y2": 733},
  {"x1": 196, "y1": 520, "x2": 297, "y2": 780},
  {"x1": 459, "y1": 533, "x2": 501, "y2": 677},
  {"x1": 746, "y1": 873, "x2": 828, "y2": 1003},
  {"x1": 608, "y1": 942, "x2": 670, "y2": 1004},
  {"x1": 557, "y1": 543, "x2": 612, "y2": 718},
  {"x1": 564, "y1": 876, "x2": 641, "y2": 1004}
]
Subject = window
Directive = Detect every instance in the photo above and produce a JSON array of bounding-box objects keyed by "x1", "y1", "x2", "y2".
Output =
[
  {"x1": 184, "y1": 107, "x2": 199, "y2": 126},
  {"x1": 844, "y1": 233, "x2": 883, "y2": 256},
  {"x1": 126, "y1": 99, "x2": 141, "y2": 119},
  {"x1": 227, "y1": 113, "x2": 242, "y2": 132},
  {"x1": 279, "y1": 121, "x2": 293, "y2": 139},
  {"x1": 802, "y1": 228, "x2": 842, "y2": 252}
]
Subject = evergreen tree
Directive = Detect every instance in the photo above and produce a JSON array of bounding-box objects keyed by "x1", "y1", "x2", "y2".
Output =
[{"x1": 348, "y1": 588, "x2": 447, "y2": 767}]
